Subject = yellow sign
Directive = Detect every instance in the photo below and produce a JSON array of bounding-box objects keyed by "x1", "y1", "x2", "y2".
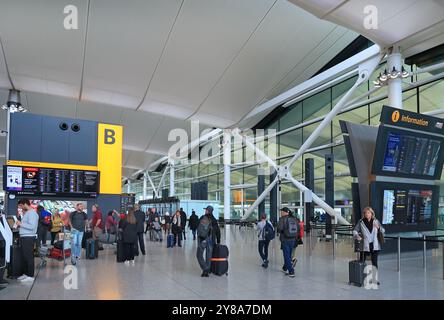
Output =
[
  {"x1": 97, "y1": 123, "x2": 123, "y2": 194},
  {"x1": 391, "y1": 111, "x2": 400, "y2": 123},
  {"x1": 6, "y1": 160, "x2": 97, "y2": 171}
]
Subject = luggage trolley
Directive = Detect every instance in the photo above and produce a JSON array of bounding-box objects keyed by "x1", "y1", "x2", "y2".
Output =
[{"x1": 47, "y1": 226, "x2": 71, "y2": 266}]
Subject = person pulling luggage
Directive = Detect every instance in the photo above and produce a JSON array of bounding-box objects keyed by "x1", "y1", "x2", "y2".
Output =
[
  {"x1": 134, "y1": 204, "x2": 146, "y2": 256},
  {"x1": 172, "y1": 210, "x2": 183, "y2": 247},
  {"x1": 196, "y1": 206, "x2": 220, "y2": 277}
]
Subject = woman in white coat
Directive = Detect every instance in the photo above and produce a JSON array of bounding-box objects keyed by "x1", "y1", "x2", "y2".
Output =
[{"x1": 353, "y1": 207, "x2": 385, "y2": 269}]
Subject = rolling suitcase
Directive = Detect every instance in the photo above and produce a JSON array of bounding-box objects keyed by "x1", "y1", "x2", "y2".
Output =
[
  {"x1": 210, "y1": 244, "x2": 229, "y2": 276},
  {"x1": 82, "y1": 231, "x2": 93, "y2": 249},
  {"x1": 7, "y1": 244, "x2": 23, "y2": 279},
  {"x1": 86, "y1": 239, "x2": 99, "y2": 259},
  {"x1": 167, "y1": 234, "x2": 174, "y2": 248},
  {"x1": 349, "y1": 247, "x2": 366, "y2": 287},
  {"x1": 116, "y1": 240, "x2": 125, "y2": 263}
]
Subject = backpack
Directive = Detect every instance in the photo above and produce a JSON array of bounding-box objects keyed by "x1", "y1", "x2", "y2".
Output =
[
  {"x1": 263, "y1": 221, "x2": 275, "y2": 241},
  {"x1": 284, "y1": 216, "x2": 299, "y2": 239},
  {"x1": 197, "y1": 216, "x2": 212, "y2": 239},
  {"x1": 41, "y1": 211, "x2": 51, "y2": 226}
]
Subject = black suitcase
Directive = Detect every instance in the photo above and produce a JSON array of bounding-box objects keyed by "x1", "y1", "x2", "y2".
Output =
[
  {"x1": 210, "y1": 244, "x2": 229, "y2": 276},
  {"x1": 349, "y1": 259, "x2": 366, "y2": 287},
  {"x1": 7, "y1": 244, "x2": 23, "y2": 279},
  {"x1": 116, "y1": 241, "x2": 125, "y2": 263},
  {"x1": 82, "y1": 231, "x2": 93, "y2": 249},
  {"x1": 85, "y1": 239, "x2": 99, "y2": 259}
]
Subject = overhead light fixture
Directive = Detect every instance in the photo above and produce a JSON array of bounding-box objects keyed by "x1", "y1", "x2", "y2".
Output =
[
  {"x1": 2, "y1": 89, "x2": 27, "y2": 113},
  {"x1": 389, "y1": 66, "x2": 399, "y2": 79},
  {"x1": 401, "y1": 66, "x2": 410, "y2": 78},
  {"x1": 380, "y1": 69, "x2": 388, "y2": 82}
]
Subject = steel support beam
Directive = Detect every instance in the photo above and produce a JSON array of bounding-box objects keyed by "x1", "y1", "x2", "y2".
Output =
[
  {"x1": 169, "y1": 160, "x2": 175, "y2": 197},
  {"x1": 223, "y1": 130, "x2": 231, "y2": 221},
  {"x1": 157, "y1": 164, "x2": 169, "y2": 198},
  {"x1": 146, "y1": 172, "x2": 158, "y2": 198}
]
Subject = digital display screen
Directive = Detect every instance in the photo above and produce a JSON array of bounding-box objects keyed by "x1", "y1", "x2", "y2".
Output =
[
  {"x1": 382, "y1": 189, "x2": 433, "y2": 225},
  {"x1": 373, "y1": 126, "x2": 444, "y2": 180},
  {"x1": 382, "y1": 132, "x2": 441, "y2": 176},
  {"x1": 3, "y1": 165, "x2": 99, "y2": 198}
]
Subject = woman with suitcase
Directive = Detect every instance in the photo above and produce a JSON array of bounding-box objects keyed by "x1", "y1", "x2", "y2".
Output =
[{"x1": 352, "y1": 207, "x2": 385, "y2": 285}]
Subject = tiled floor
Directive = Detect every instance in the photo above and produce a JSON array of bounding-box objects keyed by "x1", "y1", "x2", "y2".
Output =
[{"x1": 1, "y1": 225, "x2": 443, "y2": 300}]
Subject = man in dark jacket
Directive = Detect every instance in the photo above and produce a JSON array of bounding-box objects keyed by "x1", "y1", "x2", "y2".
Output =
[
  {"x1": 133, "y1": 204, "x2": 146, "y2": 256},
  {"x1": 196, "y1": 206, "x2": 220, "y2": 277},
  {"x1": 179, "y1": 208, "x2": 187, "y2": 240},
  {"x1": 188, "y1": 210, "x2": 199, "y2": 240},
  {"x1": 277, "y1": 207, "x2": 296, "y2": 278}
]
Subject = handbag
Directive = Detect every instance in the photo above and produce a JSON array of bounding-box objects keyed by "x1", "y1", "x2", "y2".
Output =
[{"x1": 377, "y1": 227, "x2": 385, "y2": 244}]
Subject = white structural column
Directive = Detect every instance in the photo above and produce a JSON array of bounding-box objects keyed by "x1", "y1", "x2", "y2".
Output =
[
  {"x1": 146, "y1": 172, "x2": 159, "y2": 198},
  {"x1": 143, "y1": 173, "x2": 147, "y2": 199},
  {"x1": 387, "y1": 47, "x2": 403, "y2": 109},
  {"x1": 169, "y1": 159, "x2": 175, "y2": 197},
  {"x1": 127, "y1": 180, "x2": 131, "y2": 194},
  {"x1": 223, "y1": 130, "x2": 231, "y2": 221}
]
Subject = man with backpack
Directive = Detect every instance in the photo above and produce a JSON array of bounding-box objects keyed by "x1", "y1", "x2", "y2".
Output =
[
  {"x1": 256, "y1": 213, "x2": 274, "y2": 269},
  {"x1": 37, "y1": 205, "x2": 52, "y2": 247},
  {"x1": 277, "y1": 207, "x2": 298, "y2": 278},
  {"x1": 196, "y1": 206, "x2": 220, "y2": 277}
]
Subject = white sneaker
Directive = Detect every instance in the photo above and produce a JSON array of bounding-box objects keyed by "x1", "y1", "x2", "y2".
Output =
[
  {"x1": 19, "y1": 276, "x2": 34, "y2": 283},
  {"x1": 131, "y1": 260, "x2": 135, "y2": 265},
  {"x1": 17, "y1": 275, "x2": 27, "y2": 281},
  {"x1": 124, "y1": 261, "x2": 130, "y2": 265}
]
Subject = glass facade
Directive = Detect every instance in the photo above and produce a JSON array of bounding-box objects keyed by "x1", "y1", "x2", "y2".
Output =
[{"x1": 125, "y1": 61, "x2": 444, "y2": 227}]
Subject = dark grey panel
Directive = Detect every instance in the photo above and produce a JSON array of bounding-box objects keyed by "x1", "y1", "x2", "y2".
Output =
[
  {"x1": 9, "y1": 113, "x2": 42, "y2": 162},
  {"x1": 41, "y1": 117, "x2": 70, "y2": 164},
  {"x1": 69, "y1": 120, "x2": 97, "y2": 166},
  {"x1": 345, "y1": 122, "x2": 378, "y2": 208}
]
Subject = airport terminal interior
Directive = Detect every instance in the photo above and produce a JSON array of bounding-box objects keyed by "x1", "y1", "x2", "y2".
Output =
[{"x1": 0, "y1": 0, "x2": 444, "y2": 300}]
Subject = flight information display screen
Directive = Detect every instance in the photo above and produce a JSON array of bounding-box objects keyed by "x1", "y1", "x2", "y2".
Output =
[
  {"x1": 371, "y1": 182, "x2": 438, "y2": 232},
  {"x1": 382, "y1": 189, "x2": 433, "y2": 225},
  {"x1": 373, "y1": 127, "x2": 444, "y2": 179},
  {"x1": 3, "y1": 165, "x2": 99, "y2": 198}
]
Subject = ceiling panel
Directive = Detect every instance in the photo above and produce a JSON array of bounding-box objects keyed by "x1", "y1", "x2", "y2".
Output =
[
  {"x1": 76, "y1": 100, "x2": 123, "y2": 124},
  {"x1": 25, "y1": 92, "x2": 77, "y2": 118},
  {"x1": 146, "y1": 118, "x2": 209, "y2": 155},
  {"x1": 139, "y1": 98, "x2": 195, "y2": 120},
  {"x1": 120, "y1": 110, "x2": 164, "y2": 151},
  {"x1": 0, "y1": 41, "x2": 10, "y2": 89},
  {"x1": 145, "y1": 0, "x2": 275, "y2": 114},
  {"x1": 197, "y1": 0, "x2": 342, "y2": 126},
  {"x1": 125, "y1": 150, "x2": 158, "y2": 170},
  {"x1": 0, "y1": 0, "x2": 88, "y2": 97},
  {"x1": 82, "y1": 0, "x2": 182, "y2": 109}
]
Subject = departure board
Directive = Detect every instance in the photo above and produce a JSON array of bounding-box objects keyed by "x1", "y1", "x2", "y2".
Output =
[
  {"x1": 373, "y1": 126, "x2": 444, "y2": 179},
  {"x1": 3, "y1": 165, "x2": 99, "y2": 198}
]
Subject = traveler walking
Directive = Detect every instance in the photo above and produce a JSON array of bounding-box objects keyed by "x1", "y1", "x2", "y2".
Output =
[
  {"x1": 180, "y1": 208, "x2": 187, "y2": 240},
  {"x1": 196, "y1": 206, "x2": 220, "y2": 277},
  {"x1": 37, "y1": 205, "x2": 51, "y2": 247},
  {"x1": 188, "y1": 210, "x2": 199, "y2": 240},
  {"x1": 256, "y1": 213, "x2": 274, "y2": 268},
  {"x1": 277, "y1": 207, "x2": 298, "y2": 278},
  {"x1": 69, "y1": 203, "x2": 88, "y2": 265}
]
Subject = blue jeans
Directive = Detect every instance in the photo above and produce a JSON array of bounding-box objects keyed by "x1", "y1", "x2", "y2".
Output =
[
  {"x1": 258, "y1": 240, "x2": 270, "y2": 262},
  {"x1": 282, "y1": 240, "x2": 295, "y2": 274},
  {"x1": 192, "y1": 229, "x2": 196, "y2": 239},
  {"x1": 71, "y1": 229, "x2": 84, "y2": 259}
]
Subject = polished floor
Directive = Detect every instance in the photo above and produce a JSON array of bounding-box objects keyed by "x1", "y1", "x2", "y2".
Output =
[{"x1": 1, "y1": 225, "x2": 444, "y2": 300}]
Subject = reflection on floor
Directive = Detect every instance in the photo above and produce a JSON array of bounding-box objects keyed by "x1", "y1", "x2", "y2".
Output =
[{"x1": 1, "y1": 225, "x2": 444, "y2": 300}]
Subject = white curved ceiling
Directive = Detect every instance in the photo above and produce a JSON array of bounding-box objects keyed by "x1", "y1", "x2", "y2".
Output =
[
  {"x1": 0, "y1": 0, "x2": 359, "y2": 176},
  {"x1": 289, "y1": 0, "x2": 444, "y2": 57}
]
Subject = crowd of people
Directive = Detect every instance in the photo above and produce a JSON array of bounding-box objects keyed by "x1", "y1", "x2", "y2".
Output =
[{"x1": 0, "y1": 199, "x2": 384, "y2": 285}]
